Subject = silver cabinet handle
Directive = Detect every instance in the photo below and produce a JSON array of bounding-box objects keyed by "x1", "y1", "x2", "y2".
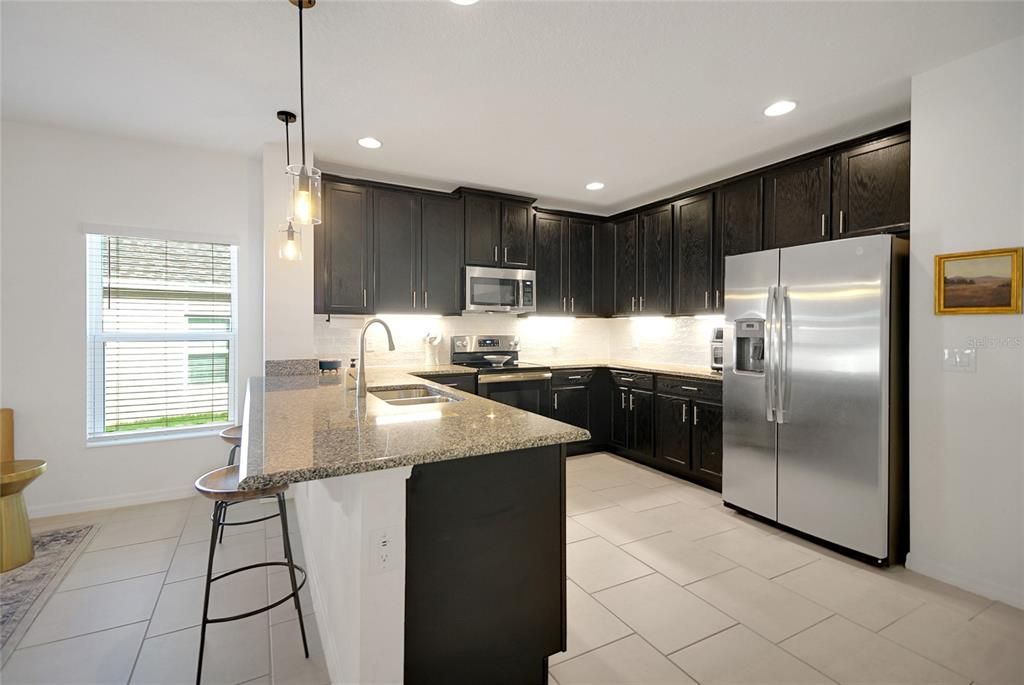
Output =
[
  {"x1": 571, "y1": 297, "x2": 575, "y2": 313},
  {"x1": 363, "y1": 288, "x2": 367, "y2": 308},
  {"x1": 705, "y1": 291, "x2": 709, "y2": 309},
  {"x1": 413, "y1": 290, "x2": 417, "y2": 308},
  {"x1": 554, "y1": 391, "x2": 558, "y2": 411},
  {"x1": 619, "y1": 377, "x2": 635, "y2": 382},
  {"x1": 567, "y1": 375, "x2": 582, "y2": 380},
  {"x1": 715, "y1": 290, "x2": 720, "y2": 309},
  {"x1": 629, "y1": 394, "x2": 635, "y2": 411},
  {"x1": 694, "y1": 405, "x2": 699, "y2": 425},
  {"x1": 820, "y1": 214, "x2": 826, "y2": 237},
  {"x1": 639, "y1": 296, "x2": 644, "y2": 312},
  {"x1": 631, "y1": 296, "x2": 636, "y2": 312},
  {"x1": 563, "y1": 297, "x2": 567, "y2": 312},
  {"x1": 504, "y1": 246, "x2": 508, "y2": 263},
  {"x1": 678, "y1": 385, "x2": 699, "y2": 392},
  {"x1": 620, "y1": 392, "x2": 626, "y2": 409},
  {"x1": 493, "y1": 245, "x2": 498, "y2": 262},
  {"x1": 424, "y1": 290, "x2": 428, "y2": 309},
  {"x1": 839, "y1": 210, "x2": 844, "y2": 234}
]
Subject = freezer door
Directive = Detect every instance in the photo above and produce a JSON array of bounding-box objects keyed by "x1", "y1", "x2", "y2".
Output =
[
  {"x1": 722, "y1": 249, "x2": 780, "y2": 520},
  {"x1": 777, "y1": 235, "x2": 892, "y2": 558}
]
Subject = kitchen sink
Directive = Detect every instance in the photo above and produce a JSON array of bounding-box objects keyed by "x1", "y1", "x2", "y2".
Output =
[{"x1": 370, "y1": 385, "x2": 462, "y2": 406}]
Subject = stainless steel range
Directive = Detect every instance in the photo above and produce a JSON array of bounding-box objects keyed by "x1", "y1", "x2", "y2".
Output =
[{"x1": 451, "y1": 335, "x2": 552, "y2": 416}]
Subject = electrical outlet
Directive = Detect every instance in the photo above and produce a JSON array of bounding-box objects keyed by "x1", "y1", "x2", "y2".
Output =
[{"x1": 369, "y1": 527, "x2": 399, "y2": 574}]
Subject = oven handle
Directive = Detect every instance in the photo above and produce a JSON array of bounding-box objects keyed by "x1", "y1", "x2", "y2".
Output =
[{"x1": 477, "y1": 371, "x2": 553, "y2": 384}]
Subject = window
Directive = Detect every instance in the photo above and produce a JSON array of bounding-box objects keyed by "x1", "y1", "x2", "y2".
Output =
[{"x1": 86, "y1": 234, "x2": 237, "y2": 441}]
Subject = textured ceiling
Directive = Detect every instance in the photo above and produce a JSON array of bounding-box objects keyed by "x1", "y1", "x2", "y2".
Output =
[{"x1": 3, "y1": 1, "x2": 1022, "y2": 213}]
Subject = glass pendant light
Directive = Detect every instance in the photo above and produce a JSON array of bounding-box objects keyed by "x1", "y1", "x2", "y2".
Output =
[
  {"x1": 277, "y1": 111, "x2": 303, "y2": 261},
  {"x1": 286, "y1": 0, "x2": 321, "y2": 227}
]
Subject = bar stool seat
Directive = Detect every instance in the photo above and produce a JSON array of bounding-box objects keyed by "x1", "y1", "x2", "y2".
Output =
[
  {"x1": 218, "y1": 425, "x2": 243, "y2": 446},
  {"x1": 192, "y1": 465, "x2": 309, "y2": 684}
]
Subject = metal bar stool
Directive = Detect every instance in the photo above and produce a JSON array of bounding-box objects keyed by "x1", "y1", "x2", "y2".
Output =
[
  {"x1": 194, "y1": 465, "x2": 309, "y2": 685},
  {"x1": 216, "y1": 426, "x2": 244, "y2": 544}
]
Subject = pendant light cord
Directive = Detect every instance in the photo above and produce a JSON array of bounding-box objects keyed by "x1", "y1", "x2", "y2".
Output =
[
  {"x1": 298, "y1": 0, "x2": 307, "y2": 168},
  {"x1": 284, "y1": 119, "x2": 291, "y2": 166}
]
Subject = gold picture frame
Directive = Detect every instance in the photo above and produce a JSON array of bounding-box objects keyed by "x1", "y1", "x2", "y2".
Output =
[{"x1": 934, "y1": 247, "x2": 1023, "y2": 315}]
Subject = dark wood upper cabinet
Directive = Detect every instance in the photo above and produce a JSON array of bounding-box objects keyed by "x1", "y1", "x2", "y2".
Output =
[
  {"x1": 673, "y1": 193, "x2": 714, "y2": 315},
  {"x1": 764, "y1": 156, "x2": 831, "y2": 249},
  {"x1": 464, "y1": 193, "x2": 501, "y2": 266},
  {"x1": 613, "y1": 215, "x2": 639, "y2": 315},
  {"x1": 501, "y1": 202, "x2": 533, "y2": 268},
  {"x1": 374, "y1": 188, "x2": 421, "y2": 313},
  {"x1": 315, "y1": 181, "x2": 373, "y2": 315},
  {"x1": 420, "y1": 194, "x2": 464, "y2": 315},
  {"x1": 534, "y1": 212, "x2": 567, "y2": 314},
  {"x1": 639, "y1": 205, "x2": 673, "y2": 315},
  {"x1": 714, "y1": 177, "x2": 763, "y2": 313},
  {"x1": 834, "y1": 133, "x2": 910, "y2": 238},
  {"x1": 568, "y1": 218, "x2": 596, "y2": 316}
]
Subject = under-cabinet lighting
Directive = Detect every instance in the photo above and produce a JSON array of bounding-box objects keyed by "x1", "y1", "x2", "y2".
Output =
[{"x1": 763, "y1": 100, "x2": 797, "y2": 117}]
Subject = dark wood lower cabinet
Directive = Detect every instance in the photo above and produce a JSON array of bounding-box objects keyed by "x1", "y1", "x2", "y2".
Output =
[
  {"x1": 553, "y1": 386, "x2": 590, "y2": 433},
  {"x1": 656, "y1": 395, "x2": 691, "y2": 470},
  {"x1": 693, "y1": 401, "x2": 723, "y2": 482}
]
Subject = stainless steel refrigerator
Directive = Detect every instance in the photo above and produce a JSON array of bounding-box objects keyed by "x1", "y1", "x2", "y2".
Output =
[{"x1": 722, "y1": 234, "x2": 908, "y2": 564}]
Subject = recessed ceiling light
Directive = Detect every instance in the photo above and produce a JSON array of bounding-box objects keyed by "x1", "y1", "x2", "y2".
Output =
[
  {"x1": 764, "y1": 100, "x2": 797, "y2": 117},
  {"x1": 585, "y1": 181, "x2": 605, "y2": 191},
  {"x1": 357, "y1": 137, "x2": 382, "y2": 149},
  {"x1": 450, "y1": 0, "x2": 479, "y2": 5}
]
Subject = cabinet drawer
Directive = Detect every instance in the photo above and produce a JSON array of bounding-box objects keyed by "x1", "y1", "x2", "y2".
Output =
[
  {"x1": 552, "y1": 368, "x2": 594, "y2": 387},
  {"x1": 610, "y1": 370, "x2": 654, "y2": 390},
  {"x1": 428, "y1": 374, "x2": 477, "y2": 394},
  {"x1": 656, "y1": 376, "x2": 722, "y2": 400}
]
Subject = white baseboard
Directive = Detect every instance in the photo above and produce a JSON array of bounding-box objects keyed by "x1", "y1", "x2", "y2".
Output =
[
  {"x1": 28, "y1": 485, "x2": 199, "y2": 518},
  {"x1": 906, "y1": 551, "x2": 1024, "y2": 610}
]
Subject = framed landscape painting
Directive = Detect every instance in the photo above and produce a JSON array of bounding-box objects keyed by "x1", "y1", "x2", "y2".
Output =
[{"x1": 935, "y1": 247, "x2": 1023, "y2": 315}]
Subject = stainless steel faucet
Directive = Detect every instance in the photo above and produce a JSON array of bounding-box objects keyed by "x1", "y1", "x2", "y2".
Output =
[{"x1": 355, "y1": 318, "x2": 396, "y2": 397}]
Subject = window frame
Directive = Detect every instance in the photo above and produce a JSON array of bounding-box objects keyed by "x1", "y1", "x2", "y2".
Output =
[{"x1": 85, "y1": 232, "x2": 239, "y2": 445}]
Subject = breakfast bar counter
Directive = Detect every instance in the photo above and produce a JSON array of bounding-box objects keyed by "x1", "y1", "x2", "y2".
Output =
[{"x1": 237, "y1": 368, "x2": 589, "y2": 685}]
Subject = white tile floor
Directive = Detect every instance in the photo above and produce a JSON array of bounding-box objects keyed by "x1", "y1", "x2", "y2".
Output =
[{"x1": 4, "y1": 451, "x2": 1023, "y2": 685}]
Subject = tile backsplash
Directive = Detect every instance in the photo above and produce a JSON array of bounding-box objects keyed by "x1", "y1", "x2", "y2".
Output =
[{"x1": 312, "y1": 313, "x2": 724, "y2": 369}]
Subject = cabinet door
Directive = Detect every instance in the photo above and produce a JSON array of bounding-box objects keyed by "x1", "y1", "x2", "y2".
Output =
[
  {"x1": 656, "y1": 395, "x2": 691, "y2": 469},
  {"x1": 464, "y1": 194, "x2": 501, "y2": 266},
  {"x1": 568, "y1": 218, "x2": 596, "y2": 316},
  {"x1": 553, "y1": 386, "x2": 591, "y2": 432},
  {"x1": 613, "y1": 216, "x2": 639, "y2": 315},
  {"x1": 764, "y1": 156, "x2": 831, "y2": 249},
  {"x1": 673, "y1": 193, "x2": 714, "y2": 315},
  {"x1": 630, "y1": 389, "x2": 655, "y2": 459},
  {"x1": 693, "y1": 402, "x2": 723, "y2": 480},
  {"x1": 639, "y1": 206, "x2": 673, "y2": 314},
  {"x1": 501, "y1": 202, "x2": 533, "y2": 268},
  {"x1": 534, "y1": 213, "x2": 566, "y2": 314},
  {"x1": 716, "y1": 177, "x2": 763, "y2": 312},
  {"x1": 374, "y1": 188, "x2": 421, "y2": 313},
  {"x1": 611, "y1": 386, "x2": 630, "y2": 447},
  {"x1": 835, "y1": 133, "x2": 910, "y2": 238},
  {"x1": 316, "y1": 181, "x2": 373, "y2": 314},
  {"x1": 421, "y1": 195, "x2": 464, "y2": 315},
  {"x1": 430, "y1": 374, "x2": 476, "y2": 394}
]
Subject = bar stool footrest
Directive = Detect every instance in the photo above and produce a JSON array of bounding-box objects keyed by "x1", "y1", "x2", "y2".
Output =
[{"x1": 205, "y1": 562, "x2": 307, "y2": 624}]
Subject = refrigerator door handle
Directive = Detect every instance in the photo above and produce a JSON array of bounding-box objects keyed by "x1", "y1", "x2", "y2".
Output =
[
  {"x1": 776, "y1": 285, "x2": 791, "y2": 423},
  {"x1": 765, "y1": 285, "x2": 777, "y2": 422}
]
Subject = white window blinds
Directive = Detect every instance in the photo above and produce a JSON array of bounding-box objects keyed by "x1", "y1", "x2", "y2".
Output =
[{"x1": 86, "y1": 234, "x2": 238, "y2": 441}]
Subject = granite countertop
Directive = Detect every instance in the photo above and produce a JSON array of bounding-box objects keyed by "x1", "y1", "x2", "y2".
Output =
[
  {"x1": 238, "y1": 366, "x2": 591, "y2": 490},
  {"x1": 518, "y1": 358, "x2": 723, "y2": 382}
]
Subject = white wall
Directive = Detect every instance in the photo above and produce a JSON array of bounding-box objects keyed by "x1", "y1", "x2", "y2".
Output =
[
  {"x1": 908, "y1": 36, "x2": 1024, "y2": 608},
  {"x1": 1, "y1": 121, "x2": 264, "y2": 516}
]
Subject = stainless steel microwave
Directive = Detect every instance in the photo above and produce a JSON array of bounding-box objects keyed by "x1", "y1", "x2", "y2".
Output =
[{"x1": 463, "y1": 266, "x2": 536, "y2": 314}]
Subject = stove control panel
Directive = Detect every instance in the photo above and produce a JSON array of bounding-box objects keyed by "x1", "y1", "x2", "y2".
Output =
[{"x1": 451, "y1": 335, "x2": 520, "y2": 354}]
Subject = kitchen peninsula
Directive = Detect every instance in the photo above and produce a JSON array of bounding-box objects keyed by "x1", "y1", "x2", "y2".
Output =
[{"x1": 237, "y1": 366, "x2": 590, "y2": 685}]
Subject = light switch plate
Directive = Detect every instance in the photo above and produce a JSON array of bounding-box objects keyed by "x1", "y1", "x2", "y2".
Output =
[{"x1": 943, "y1": 347, "x2": 977, "y2": 373}]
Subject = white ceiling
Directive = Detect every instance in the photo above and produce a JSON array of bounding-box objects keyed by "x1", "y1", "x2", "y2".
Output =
[{"x1": 3, "y1": 1, "x2": 1022, "y2": 214}]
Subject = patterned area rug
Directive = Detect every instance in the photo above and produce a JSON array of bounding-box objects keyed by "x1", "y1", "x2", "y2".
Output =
[{"x1": 0, "y1": 525, "x2": 93, "y2": 658}]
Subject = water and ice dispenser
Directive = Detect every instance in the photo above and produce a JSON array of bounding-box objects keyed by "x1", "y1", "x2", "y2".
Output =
[{"x1": 734, "y1": 319, "x2": 765, "y2": 374}]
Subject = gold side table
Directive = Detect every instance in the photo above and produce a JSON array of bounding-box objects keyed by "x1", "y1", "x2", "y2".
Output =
[{"x1": 1, "y1": 459, "x2": 47, "y2": 572}]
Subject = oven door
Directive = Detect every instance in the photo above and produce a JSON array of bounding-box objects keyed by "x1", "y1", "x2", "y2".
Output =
[
  {"x1": 477, "y1": 371, "x2": 552, "y2": 416},
  {"x1": 464, "y1": 266, "x2": 536, "y2": 313}
]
